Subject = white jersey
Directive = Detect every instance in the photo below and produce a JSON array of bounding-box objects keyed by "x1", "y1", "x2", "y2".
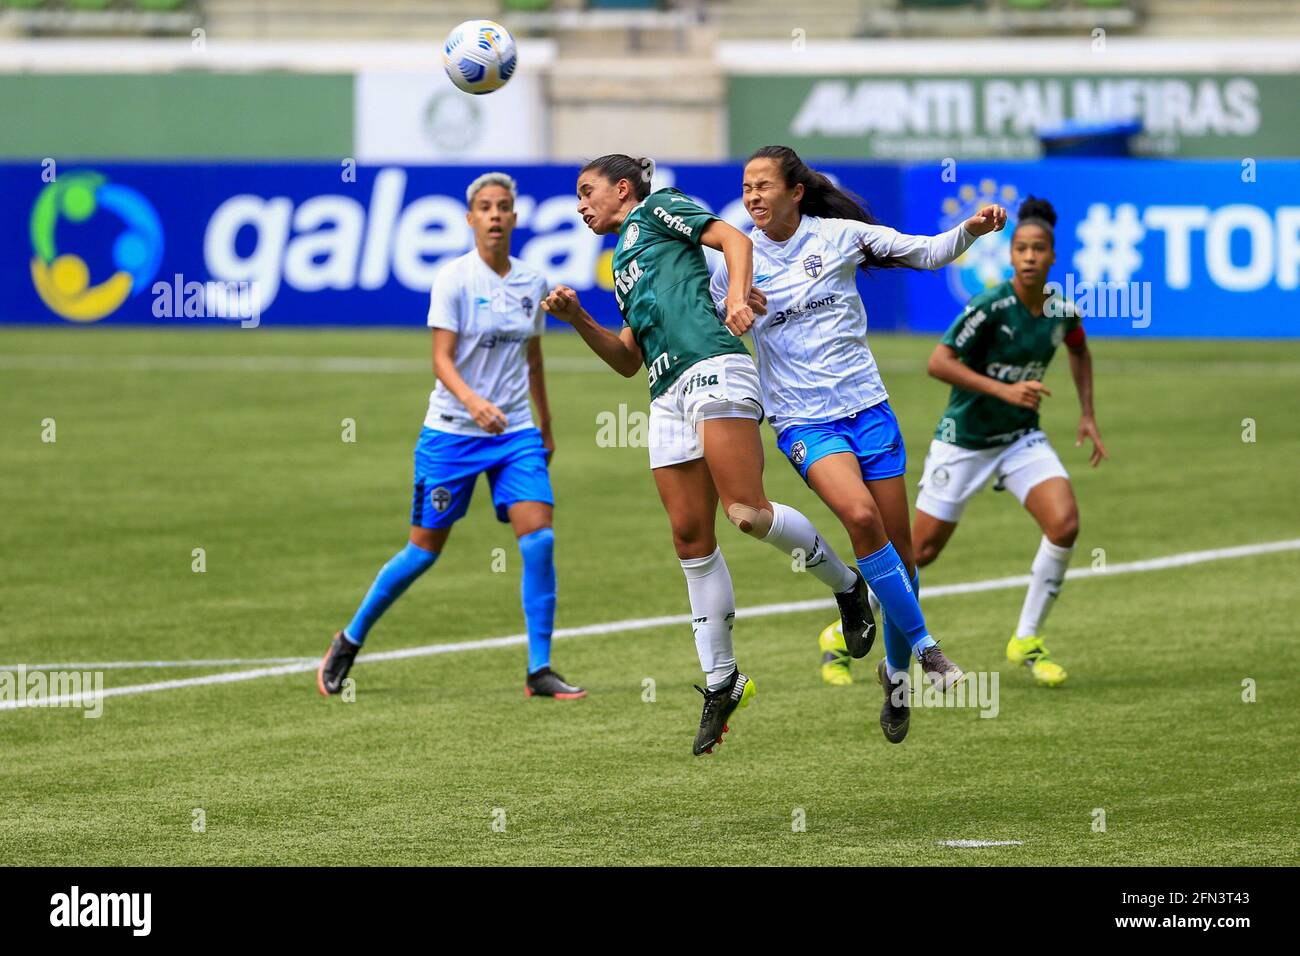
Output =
[
  {"x1": 709, "y1": 215, "x2": 974, "y2": 433},
  {"x1": 425, "y1": 250, "x2": 548, "y2": 436}
]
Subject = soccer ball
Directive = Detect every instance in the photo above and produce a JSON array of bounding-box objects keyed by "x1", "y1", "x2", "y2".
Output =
[{"x1": 442, "y1": 19, "x2": 517, "y2": 95}]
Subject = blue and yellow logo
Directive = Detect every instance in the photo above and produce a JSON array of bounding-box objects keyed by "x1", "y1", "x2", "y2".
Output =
[
  {"x1": 30, "y1": 172, "x2": 163, "y2": 322},
  {"x1": 942, "y1": 179, "x2": 1020, "y2": 304}
]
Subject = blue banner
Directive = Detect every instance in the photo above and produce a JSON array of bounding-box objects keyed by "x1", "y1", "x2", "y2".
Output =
[
  {"x1": 900, "y1": 160, "x2": 1300, "y2": 337},
  {"x1": 5, "y1": 160, "x2": 1295, "y2": 336},
  {"x1": 2, "y1": 161, "x2": 903, "y2": 331}
]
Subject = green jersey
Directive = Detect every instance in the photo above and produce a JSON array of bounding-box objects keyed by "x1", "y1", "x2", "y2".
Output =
[
  {"x1": 611, "y1": 188, "x2": 749, "y2": 398},
  {"x1": 935, "y1": 280, "x2": 1083, "y2": 450}
]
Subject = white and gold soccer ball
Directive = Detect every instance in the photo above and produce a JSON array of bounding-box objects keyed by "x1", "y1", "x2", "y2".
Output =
[{"x1": 441, "y1": 19, "x2": 518, "y2": 95}]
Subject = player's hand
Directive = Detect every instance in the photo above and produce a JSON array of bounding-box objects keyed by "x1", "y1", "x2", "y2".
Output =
[
  {"x1": 541, "y1": 285, "x2": 582, "y2": 324},
  {"x1": 747, "y1": 286, "x2": 768, "y2": 316},
  {"x1": 540, "y1": 422, "x2": 556, "y2": 463},
  {"x1": 1076, "y1": 415, "x2": 1108, "y2": 468},
  {"x1": 467, "y1": 394, "x2": 508, "y2": 434},
  {"x1": 964, "y1": 204, "x2": 1008, "y2": 236},
  {"x1": 724, "y1": 298, "x2": 755, "y2": 336},
  {"x1": 1002, "y1": 380, "x2": 1051, "y2": 410}
]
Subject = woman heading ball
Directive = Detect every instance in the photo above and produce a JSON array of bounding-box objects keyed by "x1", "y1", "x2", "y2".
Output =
[
  {"x1": 543, "y1": 154, "x2": 876, "y2": 757},
  {"x1": 711, "y1": 146, "x2": 1007, "y2": 744}
]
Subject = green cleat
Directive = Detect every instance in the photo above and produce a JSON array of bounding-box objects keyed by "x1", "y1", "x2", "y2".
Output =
[
  {"x1": 818, "y1": 620, "x2": 853, "y2": 686},
  {"x1": 1006, "y1": 635, "x2": 1068, "y2": 687}
]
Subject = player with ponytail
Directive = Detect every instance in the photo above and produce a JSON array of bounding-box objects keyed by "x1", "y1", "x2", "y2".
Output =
[
  {"x1": 712, "y1": 145, "x2": 1008, "y2": 743},
  {"x1": 544, "y1": 153, "x2": 876, "y2": 757}
]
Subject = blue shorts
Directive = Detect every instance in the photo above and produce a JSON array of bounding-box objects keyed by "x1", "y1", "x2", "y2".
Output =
[
  {"x1": 411, "y1": 426, "x2": 554, "y2": 529},
  {"x1": 776, "y1": 402, "x2": 907, "y2": 483}
]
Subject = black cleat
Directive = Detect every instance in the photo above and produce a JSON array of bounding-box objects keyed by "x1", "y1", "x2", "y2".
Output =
[
  {"x1": 692, "y1": 669, "x2": 756, "y2": 756},
  {"x1": 317, "y1": 631, "x2": 359, "y2": 696},
  {"x1": 525, "y1": 667, "x2": 587, "y2": 699},
  {"x1": 834, "y1": 568, "x2": 877, "y2": 659},
  {"x1": 918, "y1": 644, "x2": 965, "y2": 692},
  {"x1": 876, "y1": 659, "x2": 910, "y2": 744}
]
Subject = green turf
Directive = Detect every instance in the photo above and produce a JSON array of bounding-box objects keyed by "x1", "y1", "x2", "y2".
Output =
[{"x1": 1, "y1": 328, "x2": 1297, "y2": 865}]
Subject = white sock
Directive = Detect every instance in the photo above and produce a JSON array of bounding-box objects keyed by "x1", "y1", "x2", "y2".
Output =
[
  {"x1": 680, "y1": 547, "x2": 737, "y2": 690},
  {"x1": 885, "y1": 660, "x2": 909, "y2": 684},
  {"x1": 1017, "y1": 536, "x2": 1075, "y2": 637},
  {"x1": 763, "y1": 501, "x2": 857, "y2": 593}
]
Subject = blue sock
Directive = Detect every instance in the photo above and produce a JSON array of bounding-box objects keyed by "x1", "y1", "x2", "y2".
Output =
[
  {"x1": 518, "y1": 528, "x2": 557, "y2": 675},
  {"x1": 882, "y1": 566, "x2": 923, "y2": 671},
  {"x1": 344, "y1": 541, "x2": 439, "y2": 646},
  {"x1": 857, "y1": 543, "x2": 935, "y2": 662}
]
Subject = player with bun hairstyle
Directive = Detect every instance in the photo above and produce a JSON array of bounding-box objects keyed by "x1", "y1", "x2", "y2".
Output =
[
  {"x1": 544, "y1": 154, "x2": 876, "y2": 756},
  {"x1": 913, "y1": 195, "x2": 1108, "y2": 688},
  {"x1": 713, "y1": 145, "x2": 1007, "y2": 743}
]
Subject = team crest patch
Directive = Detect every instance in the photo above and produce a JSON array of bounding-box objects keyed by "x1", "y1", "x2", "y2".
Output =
[
  {"x1": 522, "y1": 296, "x2": 534, "y2": 315},
  {"x1": 429, "y1": 486, "x2": 452, "y2": 512},
  {"x1": 931, "y1": 466, "x2": 950, "y2": 489},
  {"x1": 790, "y1": 440, "x2": 807, "y2": 466},
  {"x1": 623, "y1": 223, "x2": 640, "y2": 250},
  {"x1": 803, "y1": 254, "x2": 823, "y2": 278},
  {"x1": 1051, "y1": 322, "x2": 1066, "y2": 347}
]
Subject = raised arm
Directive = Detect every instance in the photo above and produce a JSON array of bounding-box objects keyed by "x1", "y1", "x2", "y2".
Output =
[
  {"x1": 541, "y1": 285, "x2": 643, "y2": 377},
  {"x1": 432, "y1": 329, "x2": 508, "y2": 433},
  {"x1": 859, "y1": 204, "x2": 1007, "y2": 270}
]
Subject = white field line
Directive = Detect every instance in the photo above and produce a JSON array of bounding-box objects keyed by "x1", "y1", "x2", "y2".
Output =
[
  {"x1": 0, "y1": 354, "x2": 608, "y2": 374},
  {"x1": 939, "y1": 840, "x2": 1024, "y2": 848},
  {"x1": 3, "y1": 353, "x2": 1300, "y2": 377},
  {"x1": 0, "y1": 656, "x2": 317, "y2": 671},
  {"x1": 1, "y1": 537, "x2": 1297, "y2": 711}
]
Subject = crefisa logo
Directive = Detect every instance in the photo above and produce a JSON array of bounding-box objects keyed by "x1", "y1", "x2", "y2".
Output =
[
  {"x1": 943, "y1": 178, "x2": 1018, "y2": 304},
  {"x1": 29, "y1": 171, "x2": 163, "y2": 322}
]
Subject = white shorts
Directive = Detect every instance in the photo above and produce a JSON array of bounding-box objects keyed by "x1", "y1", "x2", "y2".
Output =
[
  {"x1": 648, "y1": 353, "x2": 765, "y2": 470},
  {"x1": 915, "y1": 430, "x2": 1069, "y2": 523}
]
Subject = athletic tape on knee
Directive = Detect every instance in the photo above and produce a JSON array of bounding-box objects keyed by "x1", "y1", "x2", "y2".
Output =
[{"x1": 726, "y1": 503, "x2": 773, "y2": 537}]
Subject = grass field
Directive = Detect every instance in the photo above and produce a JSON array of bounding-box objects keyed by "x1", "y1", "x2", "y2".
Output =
[{"x1": 1, "y1": 327, "x2": 1297, "y2": 866}]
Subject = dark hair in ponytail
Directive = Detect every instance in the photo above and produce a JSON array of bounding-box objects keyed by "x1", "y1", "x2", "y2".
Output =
[
  {"x1": 1014, "y1": 195, "x2": 1057, "y2": 246},
  {"x1": 747, "y1": 145, "x2": 917, "y2": 273},
  {"x1": 580, "y1": 153, "x2": 655, "y2": 201}
]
